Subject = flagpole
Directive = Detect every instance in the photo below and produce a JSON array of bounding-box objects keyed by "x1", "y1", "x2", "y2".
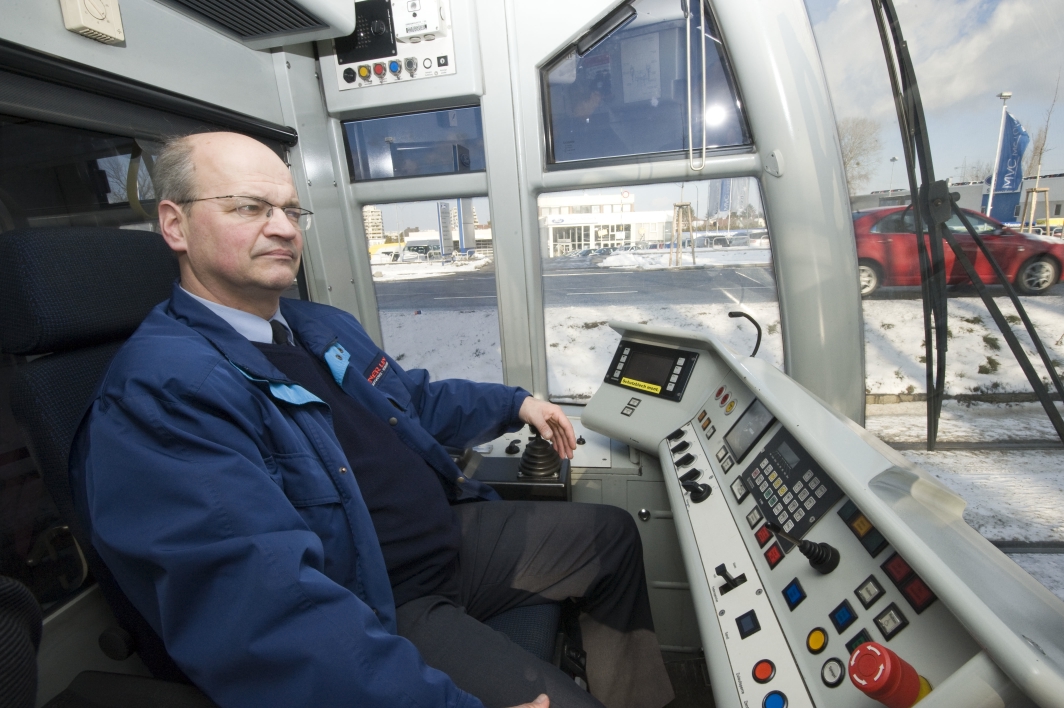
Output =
[{"x1": 986, "y1": 91, "x2": 1012, "y2": 217}]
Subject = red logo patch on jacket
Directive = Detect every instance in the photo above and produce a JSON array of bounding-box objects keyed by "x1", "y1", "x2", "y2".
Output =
[{"x1": 366, "y1": 356, "x2": 389, "y2": 386}]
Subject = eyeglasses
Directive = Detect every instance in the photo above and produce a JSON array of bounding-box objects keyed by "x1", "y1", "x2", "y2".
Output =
[{"x1": 182, "y1": 195, "x2": 313, "y2": 230}]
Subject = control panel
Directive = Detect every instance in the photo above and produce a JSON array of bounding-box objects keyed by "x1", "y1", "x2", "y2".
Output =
[
  {"x1": 583, "y1": 321, "x2": 1064, "y2": 708},
  {"x1": 332, "y1": 0, "x2": 455, "y2": 92}
]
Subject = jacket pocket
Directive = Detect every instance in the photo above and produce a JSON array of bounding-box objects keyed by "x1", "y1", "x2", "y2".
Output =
[
  {"x1": 363, "y1": 351, "x2": 411, "y2": 411},
  {"x1": 270, "y1": 452, "x2": 342, "y2": 507}
]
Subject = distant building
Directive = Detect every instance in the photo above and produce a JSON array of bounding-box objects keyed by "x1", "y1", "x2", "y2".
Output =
[
  {"x1": 852, "y1": 173, "x2": 1064, "y2": 226},
  {"x1": 362, "y1": 205, "x2": 384, "y2": 246},
  {"x1": 538, "y1": 191, "x2": 675, "y2": 256}
]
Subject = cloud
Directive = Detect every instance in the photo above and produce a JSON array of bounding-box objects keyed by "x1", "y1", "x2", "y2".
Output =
[{"x1": 807, "y1": 0, "x2": 1064, "y2": 187}]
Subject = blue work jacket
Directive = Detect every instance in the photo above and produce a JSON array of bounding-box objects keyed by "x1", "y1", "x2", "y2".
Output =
[{"x1": 69, "y1": 284, "x2": 530, "y2": 708}]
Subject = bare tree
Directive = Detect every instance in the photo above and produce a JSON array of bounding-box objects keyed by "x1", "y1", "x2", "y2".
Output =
[
  {"x1": 955, "y1": 158, "x2": 993, "y2": 183},
  {"x1": 838, "y1": 117, "x2": 882, "y2": 195},
  {"x1": 100, "y1": 155, "x2": 155, "y2": 204},
  {"x1": 1023, "y1": 77, "x2": 1058, "y2": 178}
]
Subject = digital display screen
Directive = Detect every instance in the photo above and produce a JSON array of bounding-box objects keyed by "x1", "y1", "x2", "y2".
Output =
[
  {"x1": 724, "y1": 399, "x2": 775, "y2": 462},
  {"x1": 778, "y1": 442, "x2": 801, "y2": 469},
  {"x1": 623, "y1": 350, "x2": 675, "y2": 388}
]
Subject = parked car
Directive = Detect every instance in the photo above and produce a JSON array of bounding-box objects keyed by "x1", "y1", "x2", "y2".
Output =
[{"x1": 853, "y1": 206, "x2": 1063, "y2": 296}]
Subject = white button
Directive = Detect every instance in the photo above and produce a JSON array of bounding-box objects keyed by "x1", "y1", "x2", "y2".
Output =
[
  {"x1": 666, "y1": 383, "x2": 675, "y2": 391},
  {"x1": 677, "y1": 358, "x2": 685, "y2": 365}
]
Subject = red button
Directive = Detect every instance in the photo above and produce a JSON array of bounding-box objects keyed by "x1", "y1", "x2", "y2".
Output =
[
  {"x1": 754, "y1": 524, "x2": 773, "y2": 548},
  {"x1": 882, "y1": 553, "x2": 912, "y2": 584},
  {"x1": 901, "y1": 576, "x2": 935, "y2": 612},
  {"x1": 764, "y1": 543, "x2": 784, "y2": 569},
  {"x1": 753, "y1": 659, "x2": 775, "y2": 683},
  {"x1": 720, "y1": 393, "x2": 730, "y2": 406},
  {"x1": 373, "y1": 63, "x2": 386, "y2": 76},
  {"x1": 715, "y1": 386, "x2": 725, "y2": 399},
  {"x1": 849, "y1": 642, "x2": 921, "y2": 708}
]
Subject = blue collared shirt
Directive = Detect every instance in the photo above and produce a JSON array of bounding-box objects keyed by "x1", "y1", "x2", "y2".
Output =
[{"x1": 181, "y1": 286, "x2": 292, "y2": 344}]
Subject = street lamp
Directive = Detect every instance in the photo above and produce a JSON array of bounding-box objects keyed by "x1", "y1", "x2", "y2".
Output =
[
  {"x1": 888, "y1": 156, "x2": 898, "y2": 192},
  {"x1": 986, "y1": 91, "x2": 1012, "y2": 217}
]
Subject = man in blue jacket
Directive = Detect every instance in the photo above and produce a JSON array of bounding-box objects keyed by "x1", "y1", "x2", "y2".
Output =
[{"x1": 69, "y1": 133, "x2": 674, "y2": 708}]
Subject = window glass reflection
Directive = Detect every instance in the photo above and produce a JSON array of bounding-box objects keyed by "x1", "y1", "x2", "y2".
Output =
[
  {"x1": 542, "y1": 0, "x2": 750, "y2": 165},
  {"x1": 540, "y1": 178, "x2": 782, "y2": 401},
  {"x1": 343, "y1": 107, "x2": 485, "y2": 181},
  {"x1": 363, "y1": 198, "x2": 503, "y2": 383}
]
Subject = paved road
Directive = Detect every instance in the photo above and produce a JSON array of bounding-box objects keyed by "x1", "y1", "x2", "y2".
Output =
[
  {"x1": 373, "y1": 262, "x2": 1064, "y2": 311},
  {"x1": 375, "y1": 263, "x2": 778, "y2": 310}
]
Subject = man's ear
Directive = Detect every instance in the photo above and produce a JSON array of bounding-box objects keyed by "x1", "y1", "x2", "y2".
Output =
[{"x1": 158, "y1": 199, "x2": 189, "y2": 255}]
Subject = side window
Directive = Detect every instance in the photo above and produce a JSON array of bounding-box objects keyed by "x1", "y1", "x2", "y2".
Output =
[
  {"x1": 945, "y1": 211, "x2": 997, "y2": 235},
  {"x1": 342, "y1": 107, "x2": 485, "y2": 181},
  {"x1": 361, "y1": 198, "x2": 503, "y2": 382},
  {"x1": 540, "y1": 178, "x2": 782, "y2": 401},
  {"x1": 871, "y1": 210, "x2": 915, "y2": 234},
  {"x1": 541, "y1": 0, "x2": 750, "y2": 166}
]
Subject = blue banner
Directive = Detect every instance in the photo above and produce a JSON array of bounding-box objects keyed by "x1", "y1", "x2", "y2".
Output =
[
  {"x1": 992, "y1": 112, "x2": 1030, "y2": 194},
  {"x1": 718, "y1": 178, "x2": 732, "y2": 213}
]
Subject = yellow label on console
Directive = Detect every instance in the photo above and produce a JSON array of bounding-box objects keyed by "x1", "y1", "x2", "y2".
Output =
[{"x1": 620, "y1": 377, "x2": 661, "y2": 394}]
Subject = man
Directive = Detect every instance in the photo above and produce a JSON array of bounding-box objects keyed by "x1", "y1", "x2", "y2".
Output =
[{"x1": 70, "y1": 133, "x2": 674, "y2": 708}]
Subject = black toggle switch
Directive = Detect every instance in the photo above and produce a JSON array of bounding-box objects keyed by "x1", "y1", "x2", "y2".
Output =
[
  {"x1": 766, "y1": 522, "x2": 840, "y2": 574},
  {"x1": 679, "y1": 468, "x2": 702, "y2": 483},
  {"x1": 681, "y1": 480, "x2": 712, "y2": 503},
  {"x1": 714, "y1": 563, "x2": 748, "y2": 595},
  {"x1": 505, "y1": 440, "x2": 521, "y2": 455},
  {"x1": 666, "y1": 429, "x2": 685, "y2": 442},
  {"x1": 674, "y1": 453, "x2": 696, "y2": 467},
  {"x1": 670, "y1": 440, "x2": 690, "y2": 455},
  {"x1": 577, "y1": 436, "x2": 586, "y2": 445}
]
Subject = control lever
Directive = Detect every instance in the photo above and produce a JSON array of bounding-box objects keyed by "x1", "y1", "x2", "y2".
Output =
[
  {"x1": 714, "y1": 563, "x2": 747, "y2": 595},
  {"x1": 670, "y1": 440, "x2": 690, "y2": 455},
  {"x1": 681, "y1": 479, "x2": 712, "y2": 503},
  {"x1": 766, "y1": 522, "x2": 840, "y2": 574},
  {"x1": 679, "y1": 468, "x2": 702, "y2": 483},
  {"x1": 666, "y1": 428, "x2": 685, "y2": 442}
]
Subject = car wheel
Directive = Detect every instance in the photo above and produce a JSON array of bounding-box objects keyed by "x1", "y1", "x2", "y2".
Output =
[
  {"x1": 858, "y1": 260, "x2": 882, "y2": 297},
  {"x1": 1015, "y1": 257, "x2": 1059, "y2": 295}
]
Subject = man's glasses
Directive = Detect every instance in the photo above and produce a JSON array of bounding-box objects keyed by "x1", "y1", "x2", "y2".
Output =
[{"x1": 182, "y1": 195, "x2": 313, "y2": 230}]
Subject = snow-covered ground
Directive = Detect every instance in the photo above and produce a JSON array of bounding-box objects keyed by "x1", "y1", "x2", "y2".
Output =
[
  {"x1": 599, "y1": 247, "x2": 772, "y2": 269},
  {"x1": 863, "y1": 295, "x2": 1064, "y2": 395},
  {"x1": 379, "y1": 308, "x2": 505, "y2": 383},
  {"x1": 371, "y1": 257, "x2": 492, "y2": 282},
  {"x1": 866, "y1": 400, "x2": 1064, "y2": 442}
]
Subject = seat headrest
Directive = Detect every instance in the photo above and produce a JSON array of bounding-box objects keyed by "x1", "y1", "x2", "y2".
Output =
[{"x1": 0, "y1": 227, "x2": 179, "y2": 355}]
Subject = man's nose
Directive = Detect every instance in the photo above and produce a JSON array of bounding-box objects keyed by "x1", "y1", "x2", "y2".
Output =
[{"x1": 263, "y1": 208, "x2": 300, "y2": 239}]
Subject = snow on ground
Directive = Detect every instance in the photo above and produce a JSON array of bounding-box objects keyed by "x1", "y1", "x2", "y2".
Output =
[
  {"x1": 898, "y1": 449, "x2": 1064, "y2": 543},
  {"x1": 1006, "y1": 554, "x2": 1064, "y2": 601},
  {"x1": 379, "y1": 309, "x2": 505, "y2": 384},
  {"x1": 371, "y1": 258, "x2": 492, "y2": 282},
  {"x1": 862, "y1": 295, "x2": 1064, "y2": 396},
  {"x1": 866, "y1": 400, "x2": 1064, "y2": 442},
  {"x1": 544, "y1": 302, "x2": 785, "y2": 401},
  {"x1": 599, "y1": 247, "x2": 772, "y2": 269}
]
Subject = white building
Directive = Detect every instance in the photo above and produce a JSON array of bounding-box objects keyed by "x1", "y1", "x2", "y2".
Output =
[
  {"x1": 538, "y1": 192, "x2": 674, "y2": 256},
  {"x1": 362, "y1": 205, "x2": 384, "y2": 246}
]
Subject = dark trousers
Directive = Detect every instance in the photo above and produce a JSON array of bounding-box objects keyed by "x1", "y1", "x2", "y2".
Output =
[{"x1": 395, "y1": 501, "x2": 675, "y2": 708}]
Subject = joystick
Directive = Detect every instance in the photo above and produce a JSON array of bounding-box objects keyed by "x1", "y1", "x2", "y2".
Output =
[
  {"x1": 766, "y1": 522, "x2": 840, "y2": 574},
  {"x1": 518, "y1": 432, "x2": 561, "y2": 477},
  {"x1": 681, "y1": 479, "x2": 712, "y2": 503}
]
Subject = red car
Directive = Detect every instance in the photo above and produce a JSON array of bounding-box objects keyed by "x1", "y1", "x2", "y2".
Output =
[{"x1": 854, "y1": 206, "x2": 1064, "y2": 296}]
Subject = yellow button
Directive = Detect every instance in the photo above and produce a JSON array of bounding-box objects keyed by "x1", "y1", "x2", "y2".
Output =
[
  {"x1": 807, "y1": 627, "x2": 828, "y2": 654},
  {"x1": 850, "y1": 514, "x2": 873, "y2": 538}
]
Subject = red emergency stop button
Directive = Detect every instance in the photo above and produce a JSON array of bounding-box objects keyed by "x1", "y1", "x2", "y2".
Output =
[
  {"x1": 373, "y1": 62, "x2": 386, "y2": 77},
  {"x1": 752, "y1": 659, "x2": 775, "y2": 683},
  {"x1": 849, "y1": 642, "x2": 926, "y2": 708}
]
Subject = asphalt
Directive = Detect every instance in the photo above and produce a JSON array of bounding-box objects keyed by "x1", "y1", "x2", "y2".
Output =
[{"x1": 372, "y1": 258, "x2": 1064, "y2": 311}]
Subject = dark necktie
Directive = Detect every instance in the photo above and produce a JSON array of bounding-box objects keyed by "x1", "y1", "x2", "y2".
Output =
[{"x1": 270, "y1": 320, "x2": 291, "y2": 346}]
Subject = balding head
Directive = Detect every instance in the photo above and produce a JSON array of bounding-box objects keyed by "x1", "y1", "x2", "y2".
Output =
[{"x1": 155, "y1": 132, "x2": 303, "y2": 318}]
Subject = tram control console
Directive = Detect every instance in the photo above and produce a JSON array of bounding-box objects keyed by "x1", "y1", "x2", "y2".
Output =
[{"x1": 582, "y1": 322, "x2": 1064, "y2": 708}]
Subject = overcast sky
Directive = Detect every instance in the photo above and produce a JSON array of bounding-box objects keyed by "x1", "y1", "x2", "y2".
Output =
[{"x1": 803, "y1": 0, "x2": 1064, "y2": 192}]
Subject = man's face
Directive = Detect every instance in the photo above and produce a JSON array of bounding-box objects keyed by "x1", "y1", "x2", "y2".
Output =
[{"x1": 172, "y1": 134, "x2": 303, "y2": 305}]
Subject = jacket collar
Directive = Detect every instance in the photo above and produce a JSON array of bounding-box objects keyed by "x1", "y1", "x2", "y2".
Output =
[{"x1": 164, "y1": 283, "x2": 313, "y2": 384}]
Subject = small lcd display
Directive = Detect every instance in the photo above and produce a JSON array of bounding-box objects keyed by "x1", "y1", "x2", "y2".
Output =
[
  {"x1": 778, "y1": 442, "x2": 801, "y2": 469},
  {"x1": 623, "y1": 350, "x2": 675, "y2": 388},
  {"x1": 724, "y1": 399, "x2": 776, "y2": 462}
]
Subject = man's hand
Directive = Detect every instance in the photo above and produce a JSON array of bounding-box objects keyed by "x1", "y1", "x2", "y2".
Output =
[
  {"x1": 518, "y1": 397, "x2": 578, "y2": 460},
  {"x1": 507, "y1": 694, "x2": 549, "y2": 708}
]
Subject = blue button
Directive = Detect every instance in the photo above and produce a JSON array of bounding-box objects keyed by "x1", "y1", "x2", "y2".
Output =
[
  {"x1": 782, "y1": 578, "x2": 806, "y2": 610},
  {"x1": 388, "y1": 60, "x2": 400, "y2": 72},
  {"x1": 763, "y1": 691, "x2": 787, "y2": 708}
]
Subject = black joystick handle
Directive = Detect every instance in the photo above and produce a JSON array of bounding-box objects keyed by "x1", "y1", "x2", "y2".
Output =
[
  {"x1": 766, "y1": 522, "x2": 840, "y2": 574},
  {"x1": 505, "y1": 440, "x2": 521, "y2": 455},
  {"x1": 681, "y1": 480, "x2": 712, "y2": 503}
]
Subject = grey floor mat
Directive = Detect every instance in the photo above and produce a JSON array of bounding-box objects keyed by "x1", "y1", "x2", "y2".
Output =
[{"x1": 662, "y1": 653, "x2": 715, "y2": 708}]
